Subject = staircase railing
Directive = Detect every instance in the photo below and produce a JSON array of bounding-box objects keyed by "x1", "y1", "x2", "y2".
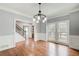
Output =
[{"x1": 16, "y1": 24, "x2": 26, "y2": 38}]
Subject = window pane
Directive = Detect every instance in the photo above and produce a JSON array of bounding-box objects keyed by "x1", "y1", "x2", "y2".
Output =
[{"x1": 48, "y1": 23, "x2": 56, "y2": 41}]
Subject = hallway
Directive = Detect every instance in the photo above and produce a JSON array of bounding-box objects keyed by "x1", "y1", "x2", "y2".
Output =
[{"x1": 0, "y1": 39, "x2": 78, "y2": 56}]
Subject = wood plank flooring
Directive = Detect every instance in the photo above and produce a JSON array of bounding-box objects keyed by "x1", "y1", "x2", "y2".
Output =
[{"x1": 0, "y1": 39, "x2": 79, "y2": 56}]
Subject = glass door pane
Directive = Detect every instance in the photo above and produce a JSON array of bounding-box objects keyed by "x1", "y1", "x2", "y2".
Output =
[
  {"x1": 57, "y1": 20, "x2": 69, "y2": 44},
  {"x1": 48, "y1": 23, "x2": 56, "y2": 42}
]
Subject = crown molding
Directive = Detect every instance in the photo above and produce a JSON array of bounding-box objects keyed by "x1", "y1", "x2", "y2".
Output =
[
  {"x1": 0, "y1": 6, "x2": 31, "y2": 18},
  {"x1": 0, "y1": 5, "x2": 79, "y2": 22},
  {"x1": 48, "y1": 8, "x2": 79, "y2": 20}
]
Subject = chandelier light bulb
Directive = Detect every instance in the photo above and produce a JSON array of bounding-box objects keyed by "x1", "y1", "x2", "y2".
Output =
[
  {"x1": 33, "y1": 3, "x2": 47, "y2": 23},
  {"x1": 36, "y1": 20, "x2": 39, "y2": 23},
  {"x1": 38, "y1": 16, "x2": 40, "y2": 20},
  {"x1": 43, "y1": 20, "x2": 45, "y2": 23},
  {"x1": 44, "y1": 17, "x2": 47, "y2": 21},
  {"x1": 43, "y1": 17, "x2": 47, "y2": 23},
  {"x1": 33, "y1": 18, "x2": 36, "y2": 21}
]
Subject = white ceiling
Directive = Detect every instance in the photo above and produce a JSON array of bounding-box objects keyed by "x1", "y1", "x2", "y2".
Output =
[{"x1": 0, "y1": 3, "x2": 79, "y2": 20}]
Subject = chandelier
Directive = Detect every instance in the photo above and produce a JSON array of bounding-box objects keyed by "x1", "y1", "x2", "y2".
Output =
[{"x1": 33, "y1": 3, "x2": 47, "y2": 23}]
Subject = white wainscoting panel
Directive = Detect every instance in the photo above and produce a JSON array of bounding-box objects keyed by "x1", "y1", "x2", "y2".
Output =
[
  {"x1": 69, "y1": 35, "x2": 79, "y2": 50},
  {"x1": 34, "y1": 33, "x2": 46, "y2": 41},
  {"x1": 0, "y1": 34, "x2": 15, "y2": 51}
]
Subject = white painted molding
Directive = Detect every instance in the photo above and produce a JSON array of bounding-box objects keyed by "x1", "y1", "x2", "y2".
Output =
[
  {"x1": 34, "y1": 33, "x2": 46, "y2": 41},
  {"x1": 0, "y1": 5, "x2": 79, "y2": 21},
  {"x1": 48, "y1": 8, "x2": 79, "y2": 20},
  {"x1": 16, "y1": 19, "x2": 33, "y2": 23},
  {"x1": 0, "y1": 34, "x2": 15, "y2": 51},
  {"x1": 0, "y1": 6, "x2": 31, "y2": 19},
  {"x1": 69, "y1": 35, "x2": 79, "y2": 50}
]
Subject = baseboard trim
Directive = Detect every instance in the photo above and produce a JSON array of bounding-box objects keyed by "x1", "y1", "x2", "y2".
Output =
[
  {"x1": 0, "y1": 44, "x2": 15, "y2": 52},
  {"x1": 69, "y1": 47, "x2": 79, "y2": 51},
  {"x1": 48, "y1": 40, "x2": 68, "y2": 46}
]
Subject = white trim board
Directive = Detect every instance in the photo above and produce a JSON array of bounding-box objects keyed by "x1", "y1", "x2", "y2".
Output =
[
  {"x1": 69, "y1": 35, "x2": 79, "y2": 50},
  {"x1": 0, "y1": 6, "x2": 30, "y2": 18},
  {"x1": 0, "y1": 34, "x2": 15, "y2": 51},
  {"x1": 34, "y1": 33, "x2": 46, "y2": 41},
  {"x1": 48, "y1": 8, "x2": 79, "y2": 20}
]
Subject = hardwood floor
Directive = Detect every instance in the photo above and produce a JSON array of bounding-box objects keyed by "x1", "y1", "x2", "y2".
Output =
[{"x1": 0, "y1": 39, "x2": 79, "y2": 56}]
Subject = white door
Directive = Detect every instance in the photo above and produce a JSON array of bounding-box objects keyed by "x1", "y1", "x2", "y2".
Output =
[
  {"x1": 48, "y1": 20, "x2": 69, "y2": 45},
  {"x1": 57, "y1": 20, "x2": 69, "y2": 44}
]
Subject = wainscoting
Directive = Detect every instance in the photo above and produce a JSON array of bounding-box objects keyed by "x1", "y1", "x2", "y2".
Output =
[{"x1": 0, "y1": 34, "x2": 15, "y2": 51}]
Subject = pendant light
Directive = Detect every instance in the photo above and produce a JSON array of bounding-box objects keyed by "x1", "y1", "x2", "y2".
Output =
[{"x1": 33, "y1": 3, "x2": 47, "y2": 23}]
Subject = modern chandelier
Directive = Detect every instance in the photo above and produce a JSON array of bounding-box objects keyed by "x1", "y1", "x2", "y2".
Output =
[{"x1": 33, "y1": 3, "x2": 47, "y2": 23}]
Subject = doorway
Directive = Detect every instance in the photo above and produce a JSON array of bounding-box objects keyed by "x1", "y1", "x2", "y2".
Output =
[
  {"x1": 23, "y1": 26, "x2": 29, "y2": 45},
  {"x1": 57, "y1": 20, "x2": 69, "y2": 44}
]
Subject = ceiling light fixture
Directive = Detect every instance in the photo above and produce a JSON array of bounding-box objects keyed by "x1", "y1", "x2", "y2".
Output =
[{"x1": 33, "y1": 3, "x2": 47, "y2": 23}]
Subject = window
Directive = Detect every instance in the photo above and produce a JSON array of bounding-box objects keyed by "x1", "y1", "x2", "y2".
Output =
[{"x1": 48, "y1": 20, "x2": 69, "y2": 45}]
